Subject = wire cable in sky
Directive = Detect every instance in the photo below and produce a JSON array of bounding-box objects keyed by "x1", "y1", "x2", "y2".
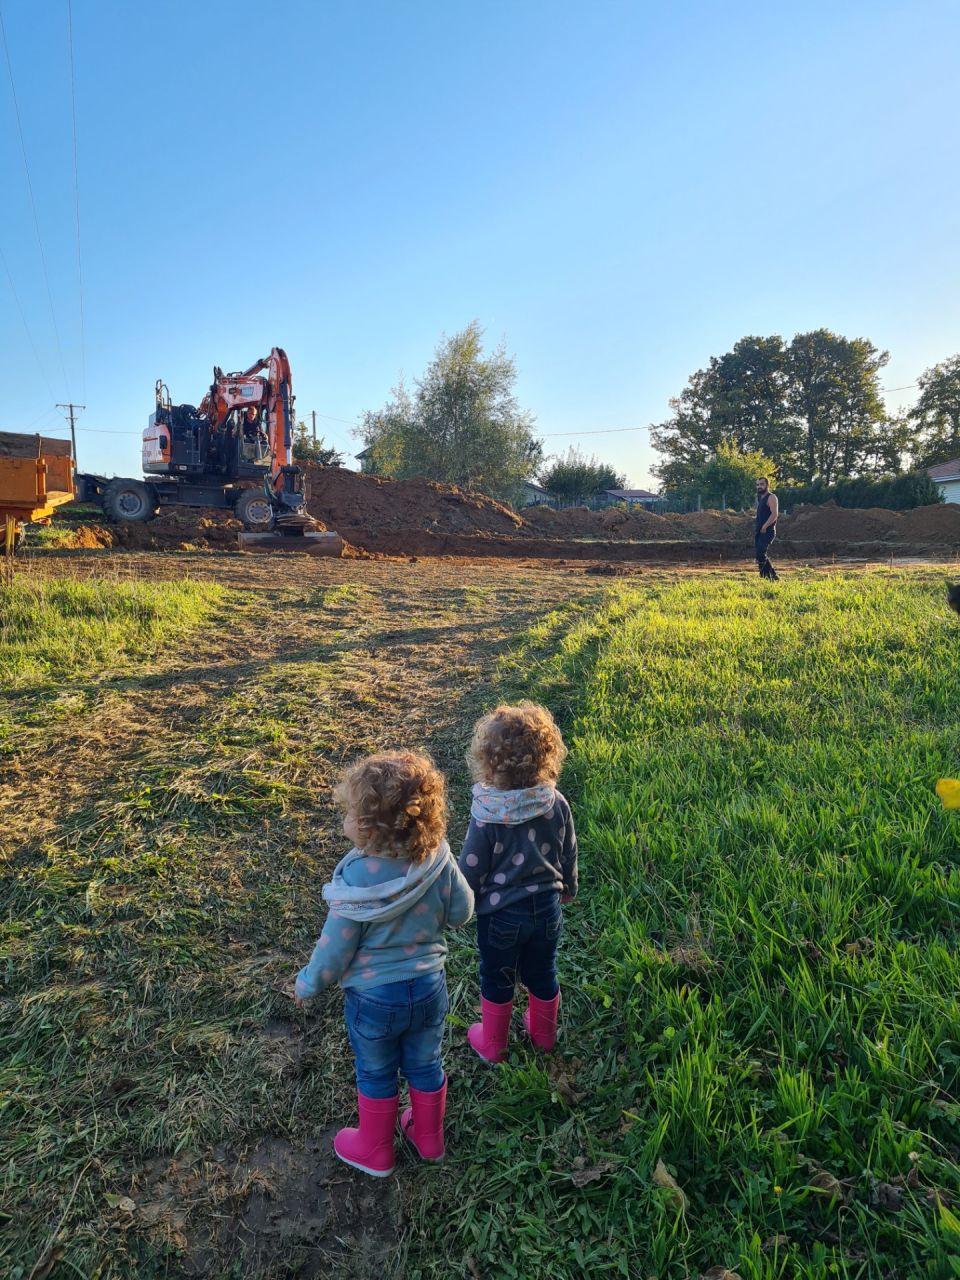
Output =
[
  {"x1": 0, "y1": 243, "x2": 58, "y2": 404},
  {"x1": 66, "y1": 0, "x2": 86, "y2": 399},
  {"x1": 19, "y1": 405, "x2": 61, "y2": 432},
  {"x1": 0, "y1": 3, "x2": 71, "y2": 398}
]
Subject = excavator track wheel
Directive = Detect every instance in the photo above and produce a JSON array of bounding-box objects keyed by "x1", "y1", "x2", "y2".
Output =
[{"x1": 235, "y1": 490, "x2": 276, "y2": 531}]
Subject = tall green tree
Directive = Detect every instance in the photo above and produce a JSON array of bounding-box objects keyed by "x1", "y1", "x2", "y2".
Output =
[
  {"x1": 539, "y1": 448, "x2": 625, "y2": 503},
  {"x1": 787, "y1": 330, "x2": 890, "y2": 484},
  {"x1": 651, "y1": 336, "x2": 800, "y2": 490},
  {"x1": 358, "y1": 323, "x2": 542, "y2": 500},
  {"x1": 908, "y1": 355, "x2": 960, "y2": 467},
  {"x1": 652, "y1": 330, "x2": 896, "y2": 489}
]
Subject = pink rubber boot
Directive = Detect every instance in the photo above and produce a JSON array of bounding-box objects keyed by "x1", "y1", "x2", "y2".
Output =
[
  {"x1": 400, "y1": 1077, "x2": 447, "y2": 1162},
  {"x1": 333, "y1": 1092, "x2": 398, "y2": 1177},
  {"x1": 467, "y1": 996, "x2": 513, "y2": 1063},
  {"x1": 523, "y1": 990, "x2": 560, "y2": 1051}
]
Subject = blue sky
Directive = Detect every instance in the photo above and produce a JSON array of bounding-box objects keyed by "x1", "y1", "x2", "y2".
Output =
[{"x1": 1, "y1": 0, "x2": 958, "y2": 488}]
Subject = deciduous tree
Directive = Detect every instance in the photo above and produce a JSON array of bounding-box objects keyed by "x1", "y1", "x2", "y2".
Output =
[
  {"x1": 358, "y1": 323, "x2": 542, "y2": 501},
  {"x1": 539, "y1": 448, "x2": 625, "y2": 503},
  {"x1": 908, "y1": 355, "x2": 960, "y2": 467}
]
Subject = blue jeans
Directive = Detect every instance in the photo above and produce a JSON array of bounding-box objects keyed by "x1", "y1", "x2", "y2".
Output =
[
  {"x1": 477, "y1": 891, "x2": 562, "y2": 1003},
  {"x1": 343, "y1": 971, "x2": 448, "y2": 1099}
]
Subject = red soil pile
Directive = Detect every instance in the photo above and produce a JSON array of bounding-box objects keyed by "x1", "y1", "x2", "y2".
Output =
[
  {"x1": 897, "y1": 503, "x2": 960, "y2": 543},
  {"x1": 524, "y1": 504, "x2": 673, "y2": 539},
  {"x1": 302, "y1": 466, "x2": 525, "y2": 540},
  {"x1": 782, "y1": 503, "x2": 902, "y2": 542},
  {"x1": 48, "y1": 462, "x2": 960, "y2": 559},
  {"x1": 662, "y1": 511, "x2": 752, "y2": 540}
]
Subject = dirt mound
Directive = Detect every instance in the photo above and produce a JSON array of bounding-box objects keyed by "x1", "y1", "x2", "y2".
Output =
[
  {"x1": 69, "y1": 524, "x2": 114, "y2": 549},
  {"x1": 662, "y1": 510, "x2": 752, "y2": 540},
  {"x1": 524, "y1": 504, "x2": 672, "y2": 539},
  {"x1": 302, "y1": 466, "x2": 525, "y2": 540},
  {"x1": 783, "y1": 502, "x2": 902, "y2": 542},
  {"x1": 897, "y1": 503, "x2": 960, "y2": 543},
  {"x1": 67, "y1": 509, "x2": 248, "y2": 552}
]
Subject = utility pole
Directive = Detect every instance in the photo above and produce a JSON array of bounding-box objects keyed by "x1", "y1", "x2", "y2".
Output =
[
  {"x1": 56, "y1": 402, "x2": 85, "y2": 464},
  {"x1": 311, "y1": 409, "x2": 317, "y2": 442}
]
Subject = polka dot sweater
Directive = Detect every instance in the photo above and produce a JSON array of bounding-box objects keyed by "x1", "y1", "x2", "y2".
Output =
[
  {"x1": 295, "y1": 849, "x2": 474, "y2": 999},
  {"x1": 458, "y1": 789, "x2": 578, "y2": 914}
]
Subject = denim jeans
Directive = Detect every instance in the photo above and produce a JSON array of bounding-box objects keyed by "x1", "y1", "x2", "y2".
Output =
[
  {"x1": 476, "y1": 890, "x2": 562, "y2": 1003},
  {"x1": 343, "y1": 970, "x2": 448, "y2": 1099},
  {"x1": 755, "y1": 528, "x2": 777, "y2": 578}
]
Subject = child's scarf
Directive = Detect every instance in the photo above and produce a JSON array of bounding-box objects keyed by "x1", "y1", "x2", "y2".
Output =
[
  {"x1": 322, "y1": 840, "x2": 451, "y2": 921},
  {"x1": 470, "y1": 783, "x2": 556, "y2": 825}
]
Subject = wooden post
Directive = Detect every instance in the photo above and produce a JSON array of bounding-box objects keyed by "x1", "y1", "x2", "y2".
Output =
[{"x1": 3, "y1": 515, "x2": 16, "y2": 586}]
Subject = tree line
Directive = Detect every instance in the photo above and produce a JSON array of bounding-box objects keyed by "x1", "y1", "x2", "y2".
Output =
[
  {"x1": 349, "y1": 320, "x2": 960, "y2": 509},
  {"x1": 652, "y1": 331, "x2": 960, "y2": 499}
]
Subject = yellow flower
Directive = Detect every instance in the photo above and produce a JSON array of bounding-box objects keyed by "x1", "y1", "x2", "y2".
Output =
[
  {"x1": 936, "y1": 779, "x2": 960, "y2": 809},
  {"x1": 774, "y1": 1185, "x2": 783, "y2": 1196}
]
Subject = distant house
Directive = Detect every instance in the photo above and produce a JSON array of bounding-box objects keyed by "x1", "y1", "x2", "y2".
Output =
[
  {"x1": 354, "y1": 446, "x2": 375, "y2": 474},
  {"x1": 601, "y1": 487, "x2": 661, "y2": 509},
  {"x1": 520, "y1": 481, "x2": 554, "y2": 507},
  {"x1": 926, "y1": 458, "x2": 960, "y2": 504}
]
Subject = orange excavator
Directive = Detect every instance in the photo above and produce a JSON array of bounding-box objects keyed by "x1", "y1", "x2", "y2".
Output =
[{"x1": 76, "y1": 347, "x2": 341, "y2": 552}]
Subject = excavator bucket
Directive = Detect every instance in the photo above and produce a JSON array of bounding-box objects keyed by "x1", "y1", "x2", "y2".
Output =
[
  {"x1": 238, "y1": 528, "x2": 344, "y2": 555},
  {"x1": 238, "y1": 504, "x2": 343, "y2": 555}
]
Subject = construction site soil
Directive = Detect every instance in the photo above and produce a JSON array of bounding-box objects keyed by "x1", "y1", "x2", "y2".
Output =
[{"x1": 49, "y1": 467, "x2": 960, "y2": 561}]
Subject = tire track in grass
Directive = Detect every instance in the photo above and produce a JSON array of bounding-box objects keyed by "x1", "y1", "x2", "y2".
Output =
[{"x1": 1, "y1": 556, "x2": 598, "y2": 1279}]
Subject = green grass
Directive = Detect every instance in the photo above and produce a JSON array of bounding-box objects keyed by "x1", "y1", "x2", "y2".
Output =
[
  {"x1": 0, "y1": 577, "x2": 223, "y2": 689},
  {"x1": 3, "y1": 566, "x2": 959, "y2": 1278},
  {"x1": 411, "y1": 570, "x2": 960, "y2": 1279}
]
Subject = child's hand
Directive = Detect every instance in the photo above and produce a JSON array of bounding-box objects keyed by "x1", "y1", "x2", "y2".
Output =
[{"x1": 936, "y1": 778, "x2": 960, "y2": 809}]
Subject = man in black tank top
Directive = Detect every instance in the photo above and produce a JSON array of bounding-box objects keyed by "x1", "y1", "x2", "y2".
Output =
[{"x1": 755, "y1": 476, "x2": 779, "y2": 581}]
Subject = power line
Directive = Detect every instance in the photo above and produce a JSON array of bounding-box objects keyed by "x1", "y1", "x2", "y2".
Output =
[
  {"x1": 39, "y1": 424, "x2": 139, "y2": 436},
  {"x1": 0, "y1": 243, "x2": 58, "y2": 402},
  {"x1": 0, "y1": 3, "x2": 71, "y2": 397},
  {"x1": 881, "y1": 383, "x2": 917, "y2": 393},
  {"x1": 20, "y1": 406, "x2": 60, "y2": 431},
  {"x1": 314, "y1": 410, "x2": 364, "y2": 427},
  {"x1": 65, "y1": 0, "x2": 85, "y2": 399},
  {"x1": 542, "y1": 425, "x2": 648, "y2": 437}
]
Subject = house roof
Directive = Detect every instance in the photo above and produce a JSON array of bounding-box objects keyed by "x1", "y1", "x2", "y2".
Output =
[
  {"x1": 926, "y1": 457, "x2": 960, "y2": 481},
  {"x1": 524, "y1": 480, "x2": 550, "y2": 493},
  {"x1": 355, "y1": 446, "x2": 373, "y2": 459},
  {"x1": 605, "y1": 487, "x2": 660, "y2": 501}
]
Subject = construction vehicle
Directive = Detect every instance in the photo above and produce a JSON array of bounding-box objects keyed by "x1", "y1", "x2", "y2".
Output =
[
  {"x1": 76, "y1": 347, "x2": 342, "y2": 553},
  {"x1": 0, "y1": 431, "x2": 76, "y2": 558}
]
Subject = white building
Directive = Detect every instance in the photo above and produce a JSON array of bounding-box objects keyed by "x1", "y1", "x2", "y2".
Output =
[{"x1": 926, "y1": 458, "x2": 960, "y2": 503}]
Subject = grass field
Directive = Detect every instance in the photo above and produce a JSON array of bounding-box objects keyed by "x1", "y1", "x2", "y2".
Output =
[{"x1": 2, "y1": 559, "x2": 959, "y2": 1279}]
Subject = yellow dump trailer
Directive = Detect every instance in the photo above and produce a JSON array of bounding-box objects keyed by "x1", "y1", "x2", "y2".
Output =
[{"x1": 0, "y1": 431, "x2": 75, "y2": 551}]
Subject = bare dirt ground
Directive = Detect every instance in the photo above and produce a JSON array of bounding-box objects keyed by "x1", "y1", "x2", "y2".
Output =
[{"x1": 38, "y1": 466, "x2": 960, "y2": 560}]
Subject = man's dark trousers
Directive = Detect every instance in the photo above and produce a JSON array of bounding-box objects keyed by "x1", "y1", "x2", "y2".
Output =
[{"x1": 756, "y1": 528, "x2": 778, "y2": 580}]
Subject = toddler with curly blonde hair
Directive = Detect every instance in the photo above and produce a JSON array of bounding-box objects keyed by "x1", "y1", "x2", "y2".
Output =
[
  {"x1": 294, "y1": 750, "x2": 473, "y2": 1177},
  {"x1": 458, "y1": 703, "x2": 578, "y2": 1062}
]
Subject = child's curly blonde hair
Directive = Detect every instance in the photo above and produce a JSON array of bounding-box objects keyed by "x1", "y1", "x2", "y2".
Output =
[
  {"x1": 333, "y1": 750, "x2": 447, "y2": 863},
  {"x1": 467, "y1": 702, "x2": 567, "y2": 790}
]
